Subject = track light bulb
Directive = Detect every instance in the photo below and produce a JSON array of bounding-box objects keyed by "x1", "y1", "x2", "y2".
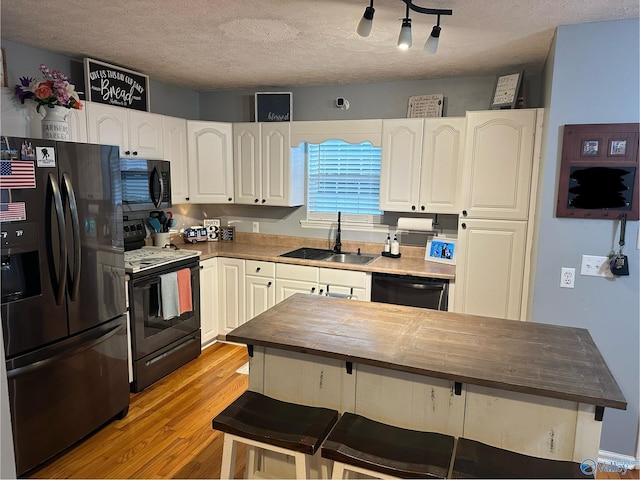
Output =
[
  {"x1": 424, "y1": 25, "x2": 441, "y2": 53},
  {"x1": 357, "y1": 5, "x2": 375, "y2": 37},
  {"x1": 397, "y1": 18, "x2": 412, "y2": 49}
]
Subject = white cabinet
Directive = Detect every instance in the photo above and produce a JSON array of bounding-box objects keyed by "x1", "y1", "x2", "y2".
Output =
[
  {"x1": 199, "y1": 258, "x2": 219, "y2": 346},
  {"x1": 454, "y1": 109, "x2": 543, "y2": 321},
  {"x1": 459, "y1": 109, "x2": 536, "y2": 220},
  {"x1": 187, "y1": 121, "x2": 234, "y2": 204},
  {"x1": 86, "y1": 102, "x2": 163, "y2": 158},
  {"x1": 455, "y1": 219, "x2": 527, "y2": 320},
  {"x1": 275, "y1": 263, "x2": 320, "y2": 303},
  {"x1": 380, "y1": 118, "x2": 463, "y2": 214},
  {"x1": 163, "y1": 115, "x2": 190, "y2": 204},
  {"x1": 245, "y1": 260, "x2": 276, "y2": 322},
  {"x1": 319, "y1": 268, "x2": 371, "y2": 301},
  {"x1": 234, "y1": 122, "x2": 303, "y2": 206},
  {"x1": 218, "y1": 258, "x2": 245, "y2": 335}
]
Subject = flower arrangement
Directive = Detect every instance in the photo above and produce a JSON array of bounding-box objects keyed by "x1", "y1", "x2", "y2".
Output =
[{"x1": 14, "y1": 64, "x2": 82, "y2": 112}]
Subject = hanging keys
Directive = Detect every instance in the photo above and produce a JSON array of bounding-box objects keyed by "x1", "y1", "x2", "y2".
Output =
[{"x1": 610, "y1": 214, "x2": 629, "y2": 276}]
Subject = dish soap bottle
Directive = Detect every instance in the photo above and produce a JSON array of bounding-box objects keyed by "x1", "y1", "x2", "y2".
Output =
[
  {"x1": 384, "y1": 234, "x2": 391, "y2": 253},
  {"x1": 390, "y1": 234, "x2": 400, "y2": 255}
]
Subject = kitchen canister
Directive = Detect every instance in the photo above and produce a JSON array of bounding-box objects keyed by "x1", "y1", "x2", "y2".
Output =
[{"x1": 41, "y1": 105, "x2": 70, "y2": 141}]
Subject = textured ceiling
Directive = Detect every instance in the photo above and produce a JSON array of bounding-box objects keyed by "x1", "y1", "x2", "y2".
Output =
[{"x1": 1, "y1": 0, "x2": 638, "y2": 91}]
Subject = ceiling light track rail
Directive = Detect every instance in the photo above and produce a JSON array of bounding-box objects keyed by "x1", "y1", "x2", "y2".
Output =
[{"x1": 400, "y1": 0, "x2": 452, "y2": 17}]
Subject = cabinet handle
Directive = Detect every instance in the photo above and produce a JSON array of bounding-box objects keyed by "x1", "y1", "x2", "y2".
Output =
[
  {"x1": 420, "y1": 205, "x2": 425, "y2": 211},
  {"x1": 310, "y1": 287, "x2": 316, "y2": 293},
  {"x1": 254, "y1": 199, "x2": 259, "y2": 203},
  {"x1": 411, "y1": 205, "x2": 416, "y2": 211},
  {"x1": 124, "y1": 151, "x2": 131, "y2": 155},
  {"x1": 199, "y1": 265, "x2": 203, "y2": 270},
  {"x1": 185, "y1": 197, "x2": 190, "y2": 201},
  {"x1": 132, "y1": 151, "x2": 138, "y2": 156},
  {"x1": 461, "y1": 223, "x2": 467, "y2": 229},
  {"x1": 228, "y1": 197, "x2": 232, "y2": 202},
  {"x1": 256, "y1": 267, "x2": 261, "y2": 272},
  {"x1": 319, "y1": 289, "x2": 324, "y2": 295},
  {"x1": 261, "y1": 199, "x2": 266, "y2": 204},
  {"x1": 462, "y1": 210, "x2": 468, "y2": 217},
  {"x1": 267, "y1": 281, "x2": 272, "y2": 287}
]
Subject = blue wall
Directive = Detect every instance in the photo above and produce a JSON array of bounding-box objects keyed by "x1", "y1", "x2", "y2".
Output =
[{"x1": 535, "y1": 18, "x2": 639, "y2": 456}]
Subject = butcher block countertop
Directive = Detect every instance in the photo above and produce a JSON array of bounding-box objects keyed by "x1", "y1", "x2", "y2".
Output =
[
  {"x1": 176, "y1": 232, "x2": 455, "y2": 280},
  {"x1": 227, "y1": 293, "x2": 626, "y2": 410}
]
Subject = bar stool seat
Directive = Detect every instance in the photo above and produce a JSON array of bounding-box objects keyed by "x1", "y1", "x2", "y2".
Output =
[
  {"x1": 212, "y1": 390, "x2": 339, "y2": 479},
  {"x1": 321, "y1": 412, "x2": 455, "y2": 479},
  {"x1": 451, "y1": 438, "x2": 593, "y2": 479}
]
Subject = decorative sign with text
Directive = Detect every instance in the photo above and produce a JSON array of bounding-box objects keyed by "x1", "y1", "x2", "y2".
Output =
[
  {"x1": 84, "y1": 58, "x2": 149, "y2": 111},
  {"x1": 407, "y1": 94, "x2": 444, "y2": 118},
  {"x1": 255, "y1": 92, "x2": 292, "y2": 122}
]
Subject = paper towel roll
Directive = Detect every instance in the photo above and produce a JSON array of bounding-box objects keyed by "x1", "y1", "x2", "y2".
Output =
[{"x1": 397, "y1": 217, "x2": 434, "y2": 232}]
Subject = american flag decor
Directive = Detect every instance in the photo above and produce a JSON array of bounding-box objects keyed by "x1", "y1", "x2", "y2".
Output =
[
  {"x1": 0, "y1": 160, "x2": 36, "y2": 189},
  {"x1": 0, "y1": 202, "x2": 26, "y2": 222}
]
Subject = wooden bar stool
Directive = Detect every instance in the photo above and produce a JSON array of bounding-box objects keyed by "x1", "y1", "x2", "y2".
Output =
[
  {"x1": 212, "y1": 390, "x2": 339, "y2": 479},
  {"x1": 450, "y1": 437, "x2": 593, "y2": 478},
  {"x1": 320, "y1": 412, "x2": 455, "y2": 479}
]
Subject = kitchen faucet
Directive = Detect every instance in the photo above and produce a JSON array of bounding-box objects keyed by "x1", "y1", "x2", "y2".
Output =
[{"x1": 333, "y1": 211, "x2": 342, "y2": 253}]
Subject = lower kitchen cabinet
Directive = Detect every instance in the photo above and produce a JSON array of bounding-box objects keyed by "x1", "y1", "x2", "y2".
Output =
[
  {"x1": 319, "y1": 267, "x2": 371, "y2": 301},
  {"x1": 275, "y1": 263, "x2": 321, "y2": 302},
  {"x1": 199, "y1": 258, "x2": 218, "y2": 346},
  {"x1": 246, "y1": 260, "x2": 275, "y2": 322},
  {"x1": 454, "y1": 218, "x2": 527, "y2": 320},
  {"x1": 218, "y1": 258, "x2": 246, "y2": 335}
]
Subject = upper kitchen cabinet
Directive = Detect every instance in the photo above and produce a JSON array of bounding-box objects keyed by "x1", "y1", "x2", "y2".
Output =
[
  {"x1": 234, "y1": 122, "x2": 303, "y2": 206},
  {"x1": 460, "y1": 109, "x2": 538, "y2": 220},
  {"x1": 86, "y1": 102, "x2": 164, "y2": 159},
  {"x1": 380, "y1": 118, "x2": 463, "y2": 214},
  {"x1": 186, "y1": 121, "x2": 234, "y2": 204},
  {"x1": 163, "y1": 115, "x2": 190, "y2": 204}
]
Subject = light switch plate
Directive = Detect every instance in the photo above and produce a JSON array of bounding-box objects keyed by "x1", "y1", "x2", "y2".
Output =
[{"x1": 580, "y1": 255, "x2": 613, "y2": 278}]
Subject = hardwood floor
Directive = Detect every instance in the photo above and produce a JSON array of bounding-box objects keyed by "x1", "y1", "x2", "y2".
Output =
[
  {"x1": 27, "y1": 341, "x2": 639, "y2": 479},
  {"x1": 30, "y1": 342, "x2": 249, "y2": 479}
]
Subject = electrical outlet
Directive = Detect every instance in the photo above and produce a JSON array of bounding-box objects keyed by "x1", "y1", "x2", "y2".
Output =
[
  {"x1": 580, "y1": 255, "x2": 612, "y2": 278},
  {"x1": 252, "y1": 221, "x2": 259, "y2": 233},
  {"x1": 560, "y1": 267, "x2": 575, "y2": 288}
]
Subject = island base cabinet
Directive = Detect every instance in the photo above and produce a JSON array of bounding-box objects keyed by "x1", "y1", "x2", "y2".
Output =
[{"x1": 462, "y1": 384, "x2": 601, "y2": 462}]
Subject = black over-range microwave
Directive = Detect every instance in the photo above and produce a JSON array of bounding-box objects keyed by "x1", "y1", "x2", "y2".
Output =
[{"x1": 120, "y1": 158, "x2": 171, "y2": 212}]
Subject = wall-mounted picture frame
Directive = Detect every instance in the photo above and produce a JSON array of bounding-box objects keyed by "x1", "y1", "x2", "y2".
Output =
[
  {"x1": 425, "y1": 236, "x2": 457, "y2": 265},
  {"x1": 490, "y1": 71, "x2": 524, "y2": 109},
  {"x1": 255, "y1": 92, "x2": 292, "y2": 122},
  {"x1": 582, "y1": 140, "x2": 600, "y2": 156},
  {"x1": 610, "y1": 140, "x2": 627, "y2": 156},
  {"x1": 84, "y1": 58, "x2": 150, "y2": 111}
]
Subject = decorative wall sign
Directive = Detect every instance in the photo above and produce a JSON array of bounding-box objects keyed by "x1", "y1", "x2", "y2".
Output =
[
  {"x1": 556, "y1": 123, "x2": 639, "y2": 220},
  {"x1": 84, "y1": 58, "x2": 150, "y2": 111},
  {"x1": 407, "y1": 94, "x2": 444, "y2": 118},
  {"x1": 490, "y1": 71, "x2": 524, "y2": 109},
  {"x1": 255, "y1": 92, "x2": 292, "y2": 122}
]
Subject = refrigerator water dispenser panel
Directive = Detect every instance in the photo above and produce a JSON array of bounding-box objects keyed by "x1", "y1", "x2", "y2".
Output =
[{"x1": 1, "y1": 251, "x2": 41, "y2": 303}]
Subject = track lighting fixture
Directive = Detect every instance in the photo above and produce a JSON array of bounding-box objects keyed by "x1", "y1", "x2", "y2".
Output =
[
  {"x1": 356, "y1": 0, "x2": 452, "y2": 53},
  {"x1": 357, "y1": 0, "x2": 375, "y2": 37}
]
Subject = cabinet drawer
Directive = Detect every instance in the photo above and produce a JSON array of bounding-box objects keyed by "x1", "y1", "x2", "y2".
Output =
[
  {"x1": 276, "y1": 263, "x2": 318, "y2": 282},
  {"x1": 319, "y1": 268, "x2": 368, "y2": 288},
  {"x1": 246, "y1": 260, "x2": 275, "y2": 278}
]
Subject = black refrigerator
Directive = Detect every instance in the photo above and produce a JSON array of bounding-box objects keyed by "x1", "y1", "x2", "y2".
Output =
[{"x1": 0, "y1": 137, "x2": 129, "y2": 476}]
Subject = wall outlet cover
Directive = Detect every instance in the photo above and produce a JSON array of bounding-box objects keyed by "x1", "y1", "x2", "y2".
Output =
[{"x1": 560, "y1": 267, "x2": 575, "y2": 288}]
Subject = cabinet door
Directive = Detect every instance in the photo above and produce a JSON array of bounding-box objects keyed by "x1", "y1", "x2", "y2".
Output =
[
  {"x1": 187, "y1": 121, "x2": 234, "y2": 203},
  {"x1": 163, "y1": 116, "x2": 190, "y2": 203},
  {"x1": 246, "y1": 275, "x2": 275, "y2": 321},
  {"x1": 86, "y1": 102, "x2": 128, "y2": 153},
  {"x1": 379, "y1": 119, "x2": 424, "y2": 212},
  {"x1": 454, "y1": 218, "x2": 527, "y2": 320},
  {"x1": 233, "y1": 123, "x2": 260, "y2": 205},
  {"x1": 261, "y1": 123, "x2": 292, "y2": 206},
  {"x1": 218, "y1": 258, "x2": 245, "y2": 334},
  {"x1": 199, "y1": 258, "x2": 218, "y2": 346},
  {"x1": 461, "y1": 110, "x2": 536, "y2": 220},
  {"x1": 319, "y1": 267, "x2": 371, "y2": 301},
  {"x1": 420, "y1": 118, "x2": 464, "y2": 214},
  {"x1": 275, "y1": 279, "x2": 320, "y2": 303},
  {"x1": 129, "y1": 110, "x2": 164, "y2": 159}
]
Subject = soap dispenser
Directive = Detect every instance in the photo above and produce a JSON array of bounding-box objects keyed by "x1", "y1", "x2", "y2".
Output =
[
  {"x1": 384, "y1": 234, "x2": 391, "y2": 253},
  {"x1": 390, "y1": 234, "x2": 400, "y2": 255}
]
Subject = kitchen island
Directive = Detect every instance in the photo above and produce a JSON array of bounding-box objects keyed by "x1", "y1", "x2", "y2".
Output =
[{"x1": 227, "y1": 294, "x2": 625, "y2": 475}]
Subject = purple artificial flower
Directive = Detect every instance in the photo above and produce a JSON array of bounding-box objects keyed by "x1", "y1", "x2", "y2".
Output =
[{"x1": 14, "y1": 76, "x2": 35, "y2": 103}]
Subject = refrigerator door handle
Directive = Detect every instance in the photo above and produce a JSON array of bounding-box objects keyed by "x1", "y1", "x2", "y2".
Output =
[
  {"x1": 62, "y1": 172, "x2": 81, "y2": 301},
  {"x1": 151, "y1": 165, "x2": 163, "y2": 208},
  {"x1": 6, "y1": 322, "x2": 124, "y2": 379},
  {"x1": 49, "y1": 172, "x2": 67, "y2": 306}
]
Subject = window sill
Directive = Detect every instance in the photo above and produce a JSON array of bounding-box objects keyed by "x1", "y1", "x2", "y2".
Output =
[{"x1": 300, "y1": 219, "x2": 389, "y2": 234}]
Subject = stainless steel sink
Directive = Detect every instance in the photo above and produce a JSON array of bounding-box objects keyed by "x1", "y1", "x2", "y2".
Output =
[
  {"x1": 279, "y1": 247, "x2": 376, "y2": 265},
  {"x1": 324, "y1": 253, "x2": 376, "y2": 265}
]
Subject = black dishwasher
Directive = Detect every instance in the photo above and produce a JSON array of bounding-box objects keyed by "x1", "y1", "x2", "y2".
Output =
[{"x1": 371, "y1": 272, "x2": 448, "y2": 311}]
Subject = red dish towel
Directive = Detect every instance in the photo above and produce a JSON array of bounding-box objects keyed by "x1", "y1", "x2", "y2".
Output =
[{"x1": 176, "y1": 268, "x2": 193, "y2": 315}]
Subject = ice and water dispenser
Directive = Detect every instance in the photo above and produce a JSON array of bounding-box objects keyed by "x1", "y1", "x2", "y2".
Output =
[{"x1": 1, "y1": 222, "x2": 41, "y2": 304}]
